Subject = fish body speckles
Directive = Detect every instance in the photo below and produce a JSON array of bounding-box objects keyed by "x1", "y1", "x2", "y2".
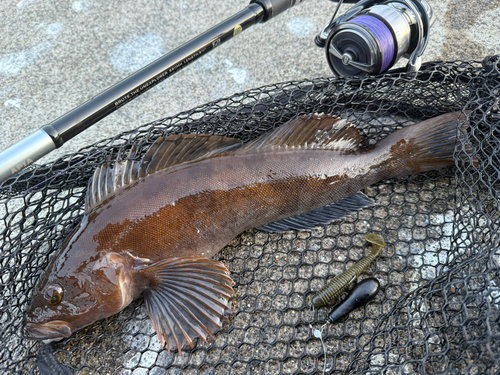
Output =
[{"x1": 24, "y1": 112, "x2": 472, "y2": 353}]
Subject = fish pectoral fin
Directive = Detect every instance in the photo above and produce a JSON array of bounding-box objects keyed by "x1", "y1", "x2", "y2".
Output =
[
  {"x1": 139, "y1": 257, "x2": 234, "y2": 355},
  {"x1": 257, "y1": 192, "x2": 374, "y2": 232}
]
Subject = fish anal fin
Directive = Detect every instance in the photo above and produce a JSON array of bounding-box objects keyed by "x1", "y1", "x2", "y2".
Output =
[
  {"x1": 257, "y1": 192, "x2": 374, "y2": 232},
  {"x1": 140, "y1": 257, "x2": 234, "y2": 354},
  {"x1": 237, "y1": 113, "x2": 361, "y2": 153}
]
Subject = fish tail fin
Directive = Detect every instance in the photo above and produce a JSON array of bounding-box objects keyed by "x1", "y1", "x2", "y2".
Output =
[{"x1": 379, "y1": 111, "x2": 476, "y2": 176}]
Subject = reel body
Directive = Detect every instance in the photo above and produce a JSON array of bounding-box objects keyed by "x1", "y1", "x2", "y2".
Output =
[{"x1": 317, "y1": 0, "x2": 435, "y2": 77}]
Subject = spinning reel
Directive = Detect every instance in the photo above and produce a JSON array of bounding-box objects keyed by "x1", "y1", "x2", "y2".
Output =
[{"x1": 316, "y1": 0, "x2": 436, "y2": 77}]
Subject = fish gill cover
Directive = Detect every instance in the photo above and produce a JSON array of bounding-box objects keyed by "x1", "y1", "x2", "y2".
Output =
[{"x1": 1, "y1": 56, "x2": 499, "y2": 374}]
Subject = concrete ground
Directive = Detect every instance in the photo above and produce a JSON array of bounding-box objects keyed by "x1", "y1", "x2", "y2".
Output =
[
  {"x1": 1, "y1": 1, "x2": 499, "y2": 373},
  {"x1": 0, "y1": 0, "x2": 499, "y2": 168}
]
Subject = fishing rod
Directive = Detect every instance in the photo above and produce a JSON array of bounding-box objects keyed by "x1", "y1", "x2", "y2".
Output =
[
  {"x1": 0, "y1": 0, "x2": 435, "y2": 185},
  {"x1": 0, "y1": 0, "x2": 305, "y2": 185}
]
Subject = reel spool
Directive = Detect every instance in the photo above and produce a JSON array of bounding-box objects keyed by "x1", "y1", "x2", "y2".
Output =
[{"x1": 316, "y1": 0, "x2": 435, "y2": 77}]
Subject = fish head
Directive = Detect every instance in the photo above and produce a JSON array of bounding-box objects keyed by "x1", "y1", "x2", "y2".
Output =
[
  {"x1": 22, "y1": 273, "x2": 98, "y2": 342},
  {"x1": 23, "y1": 229, "x2": 139, "y2": 342}
]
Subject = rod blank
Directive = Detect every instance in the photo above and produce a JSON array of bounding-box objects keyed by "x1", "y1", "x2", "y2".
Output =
[{"x1": 1, "y1": 1, "x2": 309, "y2": 185}]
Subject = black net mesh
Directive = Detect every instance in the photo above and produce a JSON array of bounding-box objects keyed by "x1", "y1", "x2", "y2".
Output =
[{"x1": 1, "y1": 55, "x2": 499, "y2": 375}]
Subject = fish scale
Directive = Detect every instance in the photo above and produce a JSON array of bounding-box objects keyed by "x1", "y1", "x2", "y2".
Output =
[{"x1": 23, "y1": 112, "x2": 473, "y2": 354}]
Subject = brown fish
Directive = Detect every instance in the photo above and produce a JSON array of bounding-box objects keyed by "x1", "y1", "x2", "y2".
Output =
[{"x1": 23, "y1": 112, "x2": 471, "y2": 352}]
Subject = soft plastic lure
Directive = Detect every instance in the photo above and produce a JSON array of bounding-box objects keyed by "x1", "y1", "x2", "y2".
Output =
[{"x1": 312, "y1": 234, "x2": 385, "y2": 308}]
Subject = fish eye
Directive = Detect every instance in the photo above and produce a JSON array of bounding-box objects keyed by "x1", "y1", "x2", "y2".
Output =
[{"x1": 44, "y1": 284, "x2": 63, "y2": 306}]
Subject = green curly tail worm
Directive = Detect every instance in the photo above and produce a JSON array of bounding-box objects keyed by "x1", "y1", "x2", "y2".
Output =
[{"x1": 312, "y1": 234, "x2": 385, "y2": 308}]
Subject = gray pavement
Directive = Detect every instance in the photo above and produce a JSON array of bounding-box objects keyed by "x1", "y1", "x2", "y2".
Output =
[{"x1": 1, "y1": 0, "x2": 499, "y2": 166}]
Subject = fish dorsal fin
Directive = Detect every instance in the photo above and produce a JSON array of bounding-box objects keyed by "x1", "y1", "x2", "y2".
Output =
[
  {"x1": 85, "y1": 145, "x2": 141, "y2": 212},
  {"x1": 138, "y1": 134, "x2": 242, "y2": 177},
  {"x1": 236, "y1": 114, "x2": 361, "y2": 153},
  {"x1": 85, "y1": 134, "x2": 242, "y2": 212}
]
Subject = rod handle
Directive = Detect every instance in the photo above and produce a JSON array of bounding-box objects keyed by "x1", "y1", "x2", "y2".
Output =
[{"x1": 0, "y1": 130, "x2": 55, "y2": 185}]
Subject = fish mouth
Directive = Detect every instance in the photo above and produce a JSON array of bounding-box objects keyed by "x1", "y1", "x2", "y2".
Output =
[{"x1": 22, "y1": 320, "x2": 73, "y2": 341}]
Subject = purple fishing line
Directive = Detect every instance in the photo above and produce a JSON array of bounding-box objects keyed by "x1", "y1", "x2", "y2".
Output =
[{"x1": 350, "y1": 15, "x2": 395, "y2": 73}]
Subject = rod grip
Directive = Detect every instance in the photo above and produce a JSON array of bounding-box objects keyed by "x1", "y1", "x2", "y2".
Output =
[{"x1": 0, "y1": 130, "x2": 55, "y2": 184}]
